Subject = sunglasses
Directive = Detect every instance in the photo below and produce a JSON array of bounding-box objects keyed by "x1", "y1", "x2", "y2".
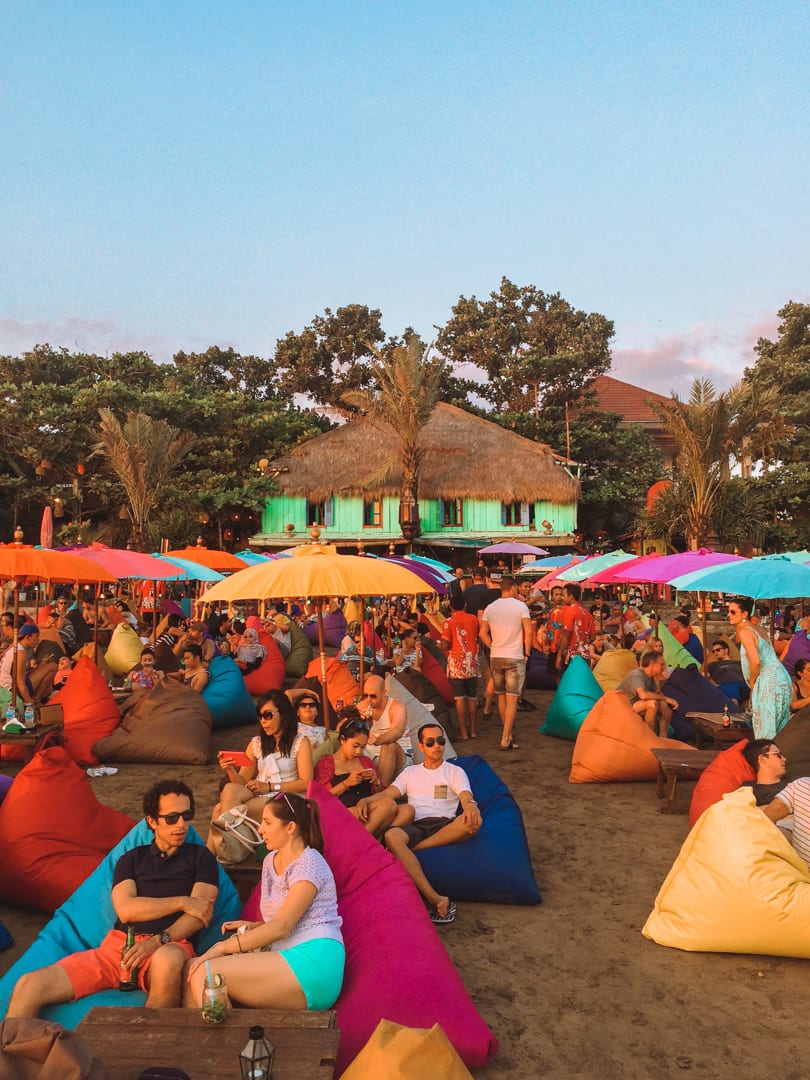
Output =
[
  {"x1": 422, "y1": 736, "x2": 446, "y2": 747},
  {"x1": 157, "y1": 810, "x2": 194, "y2": 824},
  {"x1": 259, "y1": 709, "x2": 279, "y2": 720},
  {"x1": 362, "y1": 692, "x2": 378, "y2": 700},
  {"x1": 341, "y1": 720, "x2": 371, "y2": 735},
  {"x1": 298, "y1": 701, "x2": 318, "y2": 709},
  {"x1": 273, "y1": 792, "x2": 296, "y2": 816},
  {"x1": 764, "y1": 750, "x2": 786, "y2": 760}
]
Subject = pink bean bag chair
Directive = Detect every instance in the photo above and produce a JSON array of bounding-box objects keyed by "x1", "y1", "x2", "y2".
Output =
[
  {"x1": 242, "y1": 782, "x2": 497, "y2": 1074},
  {"x1": 570, "y1": 690, "x2": 691, "y2": 783}
]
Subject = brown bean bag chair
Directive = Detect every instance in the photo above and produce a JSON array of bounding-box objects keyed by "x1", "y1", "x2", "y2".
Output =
[
  {"x1": 592, "y1": 649, "x2": 638, "y2": 692},
  {"x1": 0, "y1": 745, "x2": 134, "y2": 913},
  {"x1": 154, "y1": 640, "x2": 182, "y2": 673},
  {"x1": 570, "y1": 690, "x2": 691, "y2": 783},
  {"x1": 28, "y1": 658, "x2": 57, "y2": 702},
  {"x1": 36, "y1": 628, "x2": 65, "y2": 664},
  {"x1": 94, "y1": 679, "x2": 212, "y2": 764},
  {"x1": 242, "y1": 631, "x2": 286, "y2": 695},
  {"x1": 50, "y1": 656, "x2": 121, "y2": 766},
  {"x1": 774, "y1": 705, "x2": 810, "y2": 777}
]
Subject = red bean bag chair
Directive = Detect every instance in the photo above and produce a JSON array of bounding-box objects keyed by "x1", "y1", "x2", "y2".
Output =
[
  {"x1": 420, "y1": 649, "x2": 454, "y2": 706},
  {"x1": 299, "y1": 657, "x2": 360, "y2": 709},
  {"x1": 242, "y1": 631, "x2": 286, "y2": 695},
  {"x1": 242, "y1": 782, "x2": 497, "y2": 1074},
  {"x1": 0, "y1": 745, "x2": 134, "y2": 913},
  {"x1": 570, "y1": 690, "x2": 691, "y2": 783},
  {"x1": 688, "y1": 739, "x2": 756, "y2": 829},
  {"x1": 51, "y1": 655, "x2": 121, "y2": 766}
]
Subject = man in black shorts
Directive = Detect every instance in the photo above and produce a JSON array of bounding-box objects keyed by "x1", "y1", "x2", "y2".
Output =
[
  {"x1": 357, "y1": 723, "x2": 482, "y2": 923},
  {"x1": 7, "y1": 780, "x2": 219, "y2": 1018}
]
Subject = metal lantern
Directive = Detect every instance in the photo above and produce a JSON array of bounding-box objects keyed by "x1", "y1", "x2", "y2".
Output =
[{"x1": 238, "y1": 1025, "x2": 275, "y2": 1080}]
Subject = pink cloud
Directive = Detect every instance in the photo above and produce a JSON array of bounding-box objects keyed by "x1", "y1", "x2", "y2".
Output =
[{"x1": 0, "y1": 315, "x2": 213, "y2": 364}]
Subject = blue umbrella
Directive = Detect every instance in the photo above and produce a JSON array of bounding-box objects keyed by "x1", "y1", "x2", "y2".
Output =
[
  {"x1": 235, "y1": 549, "x2": 273, "y2": 565},
  {"x1": 555, "y1": 550, "x2": 635, "y2": 583},
  {"x1": 668, "y1": 557, "x2": 810, "y2": 599},
  {"x1": 517, "y1": 554, "x2": 582, "y2": 573},
  {"x1": 405, "y1": 554, "x2": 454, "y2": 577},
  {"x1": 152, "y1": 554, "x2": 225, "y2": 582}
]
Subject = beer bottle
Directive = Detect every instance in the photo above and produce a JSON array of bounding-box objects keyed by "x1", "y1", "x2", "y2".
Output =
[
  {"x1": 119, "y1": 925, "x2": 138, "y2": 991},
  {"x1": 722, "y1": 704, "x2": 730, "y2": 727}
]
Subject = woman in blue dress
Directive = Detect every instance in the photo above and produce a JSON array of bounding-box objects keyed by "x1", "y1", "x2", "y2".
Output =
[{"x1": 727, "y1": 597, "x2": 791, "y2": 740}]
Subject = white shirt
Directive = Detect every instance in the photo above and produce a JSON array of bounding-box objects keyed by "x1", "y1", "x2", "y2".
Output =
[
  {"x1": 0, "y1": 643, "x2": 23, "y2": 693},
  {"x1": 392, "y1": 760, "x2": 472, "y2": 821},
  {"x1": 775, "y1": 778, "x2": 810, "y2": 866},
  {"x1": 482, "y1": 597, "x2": 530, "y2": 660}
]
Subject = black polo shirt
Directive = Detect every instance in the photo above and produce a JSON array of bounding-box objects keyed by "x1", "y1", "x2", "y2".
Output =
[{"x1": 111, "y1": 841, "x2": 219, "y2": 937}]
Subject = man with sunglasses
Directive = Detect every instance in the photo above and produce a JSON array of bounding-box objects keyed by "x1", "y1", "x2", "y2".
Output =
[
  {"x1": 361, "y1": 674, "x2": 411, "y2": 787},
  {"x1": 7, "y1": 780, "x2": 219, "y2": 1019},
  {"x1": 357, "y1": 723, "x2": 481, "y2": 923}
]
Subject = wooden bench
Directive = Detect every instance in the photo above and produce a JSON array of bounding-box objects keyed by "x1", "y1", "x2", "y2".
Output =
[
  {"x1": 0, "y1": 721, "x2": 64, "y2": 765},
  {"x1": 76, "y1": 1006, "x2": 339, "y2": 1079},
  {"x1": 651, "y1": 747, "x2": 718, "y2": 812}
]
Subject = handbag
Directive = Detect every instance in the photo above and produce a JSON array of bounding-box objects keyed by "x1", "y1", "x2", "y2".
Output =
[{"x1": 208, "y1": 804, "x2": 263, "y2": 865}]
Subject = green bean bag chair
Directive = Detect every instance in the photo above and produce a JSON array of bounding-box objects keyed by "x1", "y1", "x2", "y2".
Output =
[
  {"x1": 285, "y1": 621, "x2": 314, "y2": 678},
  {"x1": 541, "y1": 655, "x2": 603, "y2": 740},
  {"x1": 659, "y1": 622, "x2": 699, "y2": 671}
]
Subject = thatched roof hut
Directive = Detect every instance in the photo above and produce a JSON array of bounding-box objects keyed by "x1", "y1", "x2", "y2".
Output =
[{"x1": 270, "y1": 403, "x2": 580, "y2": 504}]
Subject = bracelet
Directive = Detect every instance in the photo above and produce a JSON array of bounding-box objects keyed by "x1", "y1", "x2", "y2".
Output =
[{"x1": 236, "y1": 933, "x2": 243, "y2": 953}]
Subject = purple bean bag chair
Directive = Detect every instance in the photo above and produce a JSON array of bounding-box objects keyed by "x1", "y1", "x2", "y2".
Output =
[
  {"x1": 662, "y1": 666, "x2": 742, "y2": 741},
  {"x1": 782, "y1": 630, "x2": 810, "y2": 676},
  {"x1": 303, "y1": 609, "x2": 347, "y2": 649},
  {"x1": 0, "y1": 773, "x2": 12, "y2": 808}
]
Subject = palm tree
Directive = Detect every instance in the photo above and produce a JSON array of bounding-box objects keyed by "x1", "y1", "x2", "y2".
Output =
[
  {"x1": 649, "y1": 378, "x2": 779, "y2": 549},
  {"x1": 93, "y1": 409, "x2": 196, "y2": 550},
  {"x1": 342, "y1": 337, "x2": 445, "y2": 543}
]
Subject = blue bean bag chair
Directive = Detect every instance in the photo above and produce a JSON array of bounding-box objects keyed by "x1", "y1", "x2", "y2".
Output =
[
  {"x1": 782, "y1": 630, "x2": 810, "y2": 676},
  {"x1": 0, "y1": 820, "x2": 240, "y2": 1026},
  {"x1": 415, "y1": 755, "x2": 541, "y2": 905},
  {"x1": 525, "y1": 648, "x2": 557, "y2": 690},
  {"x1": 0, "y1": 924, "x2": 12, "y2": 952},
  {"x1": 303, "y1": 609, "x2": 347, "y2": 649},
  {"x1": 202, "y1": 654, "x2": 257, "y2": 729},
  {"x1": 662, "y1": 666, "x2": 742, "y2": 741},
  {"x1": 541, "y1": 656, "x2": 603, "y2": 740}
]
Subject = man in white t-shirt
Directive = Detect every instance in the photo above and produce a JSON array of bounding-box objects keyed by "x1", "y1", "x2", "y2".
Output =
[
  {"x1": 479, "y1": 576, "x2": 533, "y2": 752},
  {"x1": 357, "y1": 723, "x2": 481, "y2": 923}
]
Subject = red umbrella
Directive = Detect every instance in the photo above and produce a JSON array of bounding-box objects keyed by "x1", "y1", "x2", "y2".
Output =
[{"x1": 39, "y1": 506, "x2": 53, "y2": 550}]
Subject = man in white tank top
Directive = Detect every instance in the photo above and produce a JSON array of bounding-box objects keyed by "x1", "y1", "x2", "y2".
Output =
[{"x1": 361, "y1": 674, "x2": 411, "y2": 786}]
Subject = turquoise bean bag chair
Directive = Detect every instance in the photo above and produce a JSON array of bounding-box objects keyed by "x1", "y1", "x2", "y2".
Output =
[
  {"x1": 541, "y1": 655, "x2": 604, "y2": 740},
  {"x1": 416, "y1": 755, "x2": 541, "y2": 905},
  {"x1": 202, "y1": 654, "x2": 257, "y2": 729},
  {"x1": 0, "y1": 820, "x2": 240, "y2": 1026}
]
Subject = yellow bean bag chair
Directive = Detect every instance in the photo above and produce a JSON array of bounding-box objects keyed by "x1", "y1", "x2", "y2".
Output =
[
  {"x1": 591, "y1": 649, "x2": 638, "y2": 692},
  {"x1": 569, "y1": 690, "x2": 690, "y2": 783},
  {"x1": 104, "y1": 622, "x2": 144, "y2": 677},
  {"x1": 643, "y1": 787, "x2": 810, "y2": 957}
]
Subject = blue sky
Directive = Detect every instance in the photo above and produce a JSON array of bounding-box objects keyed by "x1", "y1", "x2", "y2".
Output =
[{"x1": 2, "y1": 1, "x2": 807, "y2": 396}]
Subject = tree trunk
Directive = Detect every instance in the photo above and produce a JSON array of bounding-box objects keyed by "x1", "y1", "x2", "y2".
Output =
[{"x1": 399, "y1": 451, "x2": 421, "y2": 545}]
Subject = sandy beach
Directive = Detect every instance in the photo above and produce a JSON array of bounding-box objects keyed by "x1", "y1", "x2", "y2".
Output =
[{"x1": 0, "y1": 685, "x2": 805, "y2": 1080}]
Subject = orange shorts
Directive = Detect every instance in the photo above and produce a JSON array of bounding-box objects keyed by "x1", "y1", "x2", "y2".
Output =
[{"x1": 57, "y1": 928, "x2": 195, "y2": 999}]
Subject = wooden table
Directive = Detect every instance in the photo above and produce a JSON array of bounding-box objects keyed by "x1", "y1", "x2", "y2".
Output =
[
  {"x1": 686, "y1": 711, "x2": 752, "y2": 749},
  {"x1": 651, "y1": 748, "x2": 718, "y2": 812},
  {"x1": 0, "y1": 721, "x2": 63, "y2": 764},
  {"x1": 224, "y1": 860, "x2": 263, "y2": 903},
  {"x1": 76, "y1": 1006, "x2": 339, "y2": 1079}
]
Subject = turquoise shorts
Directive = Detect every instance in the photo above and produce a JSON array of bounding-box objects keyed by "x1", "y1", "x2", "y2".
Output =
[{"x1": 278, "y1": 937, "x2": 345, "y2": 1010}]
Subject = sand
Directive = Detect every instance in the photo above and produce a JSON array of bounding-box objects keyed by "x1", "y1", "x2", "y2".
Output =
[{"x1": 1, "y1": 687, "x2": 807, "y2": 1080}]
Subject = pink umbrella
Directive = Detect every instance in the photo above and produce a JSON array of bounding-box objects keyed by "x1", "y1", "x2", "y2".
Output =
[
  {"x1": 534, "y1": 557, "x2": 586, "y2": 591},
  {"x1": 64, "y1": 543, "x2": 189, "y2": 581},
  {"x1": 585, "y1": 552, "x2": 663, "y2": 586},
  {"x1": 611, "y1": 548, "x2": 744, "y2": 585},
  {"x1": 39, "y1": 506, "x2": 53, "y2": 549}
]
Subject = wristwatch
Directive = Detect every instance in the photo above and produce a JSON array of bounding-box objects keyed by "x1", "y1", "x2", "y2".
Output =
[{"x1": 158, "y1": 931, "x2": 172, "y2": 946}]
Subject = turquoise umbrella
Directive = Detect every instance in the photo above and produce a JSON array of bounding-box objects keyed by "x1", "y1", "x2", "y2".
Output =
[
  {"x1": 556, "y1": 550, "x2": 635, "y2": 583},
  {"x1": 152, "y1": 554, "x2": 225, "y2": 582},
  {"x1": 669, "y1": 557, "x2": 810, "y2": 599},
  {"x1": 517, "y1": 555, "x2": 581, "y2": 573}
]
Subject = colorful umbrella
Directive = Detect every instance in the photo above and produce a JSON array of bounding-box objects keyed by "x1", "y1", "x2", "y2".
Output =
[
  {"x1": 516, "y1": 554, "x2": 581, "y2": 573},
  {"x1": 39, "y1": 506, "x2": 53, "y2": 550},
  {"x1": 556, "y1": 551, "x2": 636, "y2": 583},
  {"x1": 380, "y1": 556, "x2": 449, "y2": 593},
  {"x1": 478, "y1": 541, "x2": 550, "y2": 556},
  {"x1": 611, "y1": 548, "x2": 745, "y2": 585},
  {"x1": 67, "y1": 544, "x2": 189, "y2": 581},
  {"x1": 164, "y1": 545, "x2": 247, "y2": 573},
  {"x1": 584, "y1": 552, "x2": 663, "y2": 586},
  {"x1": 668, "y1": 557, "x2": 810, "y2": 600},
  {"x1": 151, "y1": 555, "x2": 224, "y2": 582},
  {"x1": 405, "y1": 554, "x2": 454, "y2": 575},
  {"x1": 235, "y1": 549, "x2": 274, "y2": 565},
  {"x1": 0, "y1": 545, "x2": 119, "y2": 585}
]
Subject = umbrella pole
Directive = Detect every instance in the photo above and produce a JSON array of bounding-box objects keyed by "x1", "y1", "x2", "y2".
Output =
[
  {"x1": 358, "y1": 595, "x2": 366, "y2": 688},
  {"x1": 94, "y1": 590, "x2": 101, "y2": 668},
  {"x1": 769, "y1": 598, "x2": 775, "y2": 644},
  {"x1": 699, "y1": 591, "x2": 708, "y2": 675},
  {"x1": 11, "y1": 586, "x2": 19, "y2": 713},
  {"x1": 316, "y1": 599, "x2": 330, "y2": 732}
]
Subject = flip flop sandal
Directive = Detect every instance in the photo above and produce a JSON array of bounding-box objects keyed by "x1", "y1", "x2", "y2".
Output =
[
  {"x1": 430, "y1": 901, "x2": 457, "y2": 924},
  {"x1": 499, "y1": 740, "x2": 520, "y2": 751}
]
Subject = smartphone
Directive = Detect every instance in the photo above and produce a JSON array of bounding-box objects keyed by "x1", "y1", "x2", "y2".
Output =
[{"x1": 219, "y1": 750, "x2": 251, "y2": 768}]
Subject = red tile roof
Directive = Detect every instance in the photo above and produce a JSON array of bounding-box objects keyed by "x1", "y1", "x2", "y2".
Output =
[{"x1": 590, "y1": 375, "x2": 670, "y2": 427}]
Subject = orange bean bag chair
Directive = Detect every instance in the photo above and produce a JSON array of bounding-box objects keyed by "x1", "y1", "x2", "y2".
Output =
[
  {"x1": 591, "y1": 649, "x2": 638, "y2": 692},
  {"x1": 242, "y1": 630, "x2": 286, "y2": 695},
  {"x1": 0, "y1": 745, "x2": 134, "y2": 913},
  {"x1": 51, "y1": 655, "x2": 121, "y2": 766},
  {"x1": 300, "y1": 657, "x2": 360, "y2": 709},
  {"x1": 570, "y1": 690, "x2": 691, "y2": 783},
  {"x1": 688, "y1": 739, "x2": 754, "y2": 828}
]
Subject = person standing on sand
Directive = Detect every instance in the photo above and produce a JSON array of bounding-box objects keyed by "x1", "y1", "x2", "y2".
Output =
[{"x1": 479, "y1": 576, "x2": 533, "y2": 751}]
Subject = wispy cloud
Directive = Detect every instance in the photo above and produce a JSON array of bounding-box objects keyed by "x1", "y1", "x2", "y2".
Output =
[{"x1": 0, "y1": 316, "x2": 213, "y2": 363}]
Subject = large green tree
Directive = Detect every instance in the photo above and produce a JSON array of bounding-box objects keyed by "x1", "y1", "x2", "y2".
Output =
[{"x1": 435, "y1": 276, "x2": 614, "y2": 413}]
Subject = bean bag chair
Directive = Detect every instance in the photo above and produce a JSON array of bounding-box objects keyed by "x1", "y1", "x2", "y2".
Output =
[
  {"x1": 103, "y1": 622, "x2": 143, "y2": 677},
  {"x1": 202, "y1": 654, "x2": 257, "y2": 729},
  {"x1": 299, "y1": 657, "x2": 360, "y2": 710},
  {"x1": 643, "y1": 786, "x2": 810, "y2": 957},
  {"x1": 242, "y1": 783, "x2": 497, "y2": 1074},
  {"x1": 774, "y1": 705, "x2": 810, "y2": 777},
  {"x1": 0, "y1": 773, "x2": 12, "y2": 806},
  {"x1": 392, "y1": 668, "x2": 451, "y2": 727},
  {"x1": 541, "y1": 656, "x2": 603, "y2": 740},
  {"x1": 73, "y1": 644, "x2": 115, "y2": 685},
  {"x1": 342, "y1": 1019, "x2": 472, "y2": 1080},
  {"x1": 666, "y1": 619, "x2": 690, "y2": 646},
  {"x1": 782, "y1": 629, "x2": 810, "y2": 676},
  {"x1": 27, "y1": 658, "x2": 57, "y2": 702},
  {"x1": 0, "y1": 746, "x2": 134, "y2": 914},
  {"x1": 592, "y1": 649, "x2": 638, "y2": 692},
  {"x1": 0, "y1": 819, "x2": 241, "y2": 1026},
  {"x1": 0, "y1": 924, "x2": 12, "y2": 952},
  {"x1": 688, "y1": 739, "x2": 754, "y2": 828},
  {"x1": 242, "y1": 631, "x2": 286, "y2": 695},
  {"x1": 525, "y1": 649, "x2": 557, "y2": 691},
  {"x1": 569, "y1": 691, "x2": 692, "y2": 783},
  {"x1": 303, "y1": 609, "x2": 347, "y2": 649},
  {"x1": 94, "y1": 680, "x2": 212, "y2": 764},
  {"x1": 153, "y1": 640, "x2": 182, "y2": 673},
  {"x1": 420, "y1": 649, "x2": 455, "y2": 706},
  {"x1": 36, "y1": 628, "x2": 65, "y2": 664},
  {"x1": 285, "y1": 621, "x2": 314, "y2": 678},
  {"x1": 659, "y1": 623, "x2": 698, "y2": 671},
  {"x1": 416, "y1": 754, "x2": 540, "y2": 905},
  {"x1": 51, "y1": 656, "x2": 121, "y2": 766},
  {"x1": 385, "y1": 676, "x2": 457, "y2": 761},
  {"x1": 661, "y1": 665, "x2": 742, "y2": 741}
]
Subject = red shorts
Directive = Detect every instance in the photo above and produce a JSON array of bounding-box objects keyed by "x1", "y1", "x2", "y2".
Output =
[{"x1": 57, "y1": 928, "x2": 195, "y2": 999}]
